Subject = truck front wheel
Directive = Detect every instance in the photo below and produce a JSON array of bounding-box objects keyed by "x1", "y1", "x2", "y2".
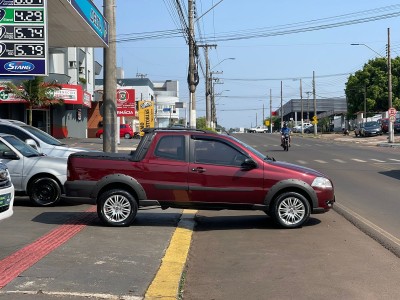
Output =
[{"x1": 97, "y1": 189, "x2": 138, "y2": 227}]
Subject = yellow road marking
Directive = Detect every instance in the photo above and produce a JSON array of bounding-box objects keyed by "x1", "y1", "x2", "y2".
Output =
[{"x1": 145, "y1": 209, "x2": 197, "y2": 300}]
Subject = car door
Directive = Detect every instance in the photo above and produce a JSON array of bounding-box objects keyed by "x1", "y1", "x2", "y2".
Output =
[
  {"x1": 188, "y1": 136, "x2": 264, "y2": 205},
  {"x1": 139, "y1": 134, "x2": 189, "y2": 202}
]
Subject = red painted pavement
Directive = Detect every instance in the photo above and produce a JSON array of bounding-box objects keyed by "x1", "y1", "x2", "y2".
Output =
[{"x1": 0, "y1": 206, "x2": 97, "y2": 289}]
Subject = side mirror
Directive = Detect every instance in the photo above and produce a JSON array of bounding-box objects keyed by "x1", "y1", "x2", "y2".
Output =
[
  {"x1": 241, "y1": 158, "x2": 257, "y2": 170},
  {"x1": 2, "y1": 151, "x2": 20, "y2": 160},
  {"x1": 25, "y1": 139, "x2": 40, "y2": 152}
]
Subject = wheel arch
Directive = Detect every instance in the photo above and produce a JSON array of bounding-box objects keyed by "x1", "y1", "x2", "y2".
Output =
[
  {"x1": 91, "y1": 174, "x2": 147, "y2": 203},
  {"x1": 264, "y1": 179, "x2": 317, "y2": 210},
  {"x1": 27, "y1": 173, "x2": 64, "y2": 194}
]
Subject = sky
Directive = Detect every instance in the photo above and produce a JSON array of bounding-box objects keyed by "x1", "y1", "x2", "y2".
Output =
[{"x1": 92, "y1": 0, "x2": 400, "y2": 129}]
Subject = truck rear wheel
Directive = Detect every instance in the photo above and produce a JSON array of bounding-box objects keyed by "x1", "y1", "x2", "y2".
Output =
[{"x1": 97, "y1": 189, "x2": 138, "y2": 227}]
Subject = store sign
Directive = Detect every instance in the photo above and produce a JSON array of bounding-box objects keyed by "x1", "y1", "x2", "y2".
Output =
[
  {"x1": 116, "y1": 89, "x2": 135, "y2": 116},
  {"x1": 138, "y1": 100, "x2": 154, "y2": 136},
  {"x1": 70, "y1": 0, "x2": 108, "y2": 46},
  {"x1": 0, "y1": 0, "x2": 48, "y2": 76},
  {"x1": 0, "y1": 84, "x2": 91, "y2": 107}
]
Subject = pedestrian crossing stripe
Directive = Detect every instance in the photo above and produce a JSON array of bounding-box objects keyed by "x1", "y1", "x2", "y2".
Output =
[{"x1": 293, "y1": 158, "x2": 400, "y2": 164}]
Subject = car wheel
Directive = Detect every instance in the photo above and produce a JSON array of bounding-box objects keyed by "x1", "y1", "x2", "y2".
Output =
[
  {"x1": 28, "y1": 177, "x2": 61, "y2": 206},
  {"x1": 97, "y1": 189, "x2": 138, "y2": 227},
  {"x1": 272, "y1": 192, "x2": 310, "y2": 228},
  {"x1": 99, "y1": 133, "x2": 103, "y2": 139},
  {"x1": 124, "y1": 133, "x2": 131, "y2": 139}
]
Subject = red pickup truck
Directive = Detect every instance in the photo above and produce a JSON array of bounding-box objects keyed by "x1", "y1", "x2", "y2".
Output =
[{"x1": 65, "y1": 128, "x2": 335, "y2": 228}]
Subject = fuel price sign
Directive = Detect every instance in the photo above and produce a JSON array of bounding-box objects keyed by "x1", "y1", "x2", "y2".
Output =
[{"x1": 0, "y1": 0, "x2": 47, "y2": 76}]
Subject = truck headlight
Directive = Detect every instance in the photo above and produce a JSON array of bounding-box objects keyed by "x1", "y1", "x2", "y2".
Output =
[{"x1": 311, "y1": 177, "x2": 332, "y2": 189}]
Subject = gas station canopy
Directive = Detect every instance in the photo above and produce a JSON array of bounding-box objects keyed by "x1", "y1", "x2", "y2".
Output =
[{"x1": 48, "y1": 0, "x2": 108, "y2": 48}]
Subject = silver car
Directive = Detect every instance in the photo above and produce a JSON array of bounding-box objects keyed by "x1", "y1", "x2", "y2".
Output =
[
  {"x1": 0, "y1": 133, "x2": 67, "y2": 206},
  {"x1": 0, "y1": 119, "x2": 88, "y2": 158}
]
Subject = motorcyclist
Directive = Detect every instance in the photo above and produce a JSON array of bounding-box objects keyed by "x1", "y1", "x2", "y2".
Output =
[{"x1": 281, "y1": 122, "x2": 291, "y2": 147}]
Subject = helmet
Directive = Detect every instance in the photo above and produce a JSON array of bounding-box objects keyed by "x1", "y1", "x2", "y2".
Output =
[{"x1": 283, "y1": 122, "x2": 288, "y2": 128}]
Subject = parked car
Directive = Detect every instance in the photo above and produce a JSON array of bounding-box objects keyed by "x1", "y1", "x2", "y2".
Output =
[
  {"x1": 66, "y1": 128, "x2": 335, "y2": 229},
  {"x1": 359, "y1": 121, "x2": 382, "y2": 137},
  {"x1": 304, "y1": 125, "x2": 322, "y2": 134},
  {"x1": 96, "y1": 124, "x2": 137, "y2": 139},
  {"x1": 0, "y1": 119, "x2": 87, "y2": 158},
  {"x1": 380, "y1": 118, "x2": 389, "y2": 133},
  {"x1": 0, "y1": 162, "x2": 14, "y2": 221},
  {"x1": 0, "y1": 133, "x2": 67, "y2": 206},
  {"x1": 394, "y1": 118, "x2": 400, "y2": 133},
  {"x1": 292, "y1": 123, "x2": 312, "y2": 133}
]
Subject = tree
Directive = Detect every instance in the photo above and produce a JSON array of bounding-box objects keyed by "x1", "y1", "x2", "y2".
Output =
[
  {"x1": 3, "y1": 77, "x2": 63, "y2": 125},
  {"x1": 345, "y1": 57, "x2": 400, "y2": 118}
]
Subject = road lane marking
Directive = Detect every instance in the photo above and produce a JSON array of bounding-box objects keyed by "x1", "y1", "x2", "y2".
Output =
[
  {"x1": 0, "y1": 206, "x2": 97, "y2": 289},
  {"x1": 389, "y1": 158, "x2": 400, "y2": 162},
  {"x1": 371, "y1": 159, "x2": 386, "y2": 163},
  {"x1": 351, "y1": 158, "x2": 367, "y2": 162},
  {"x1": 145, "y1": 209, "x2": 196, "y2": 300},
  {"x1": 314, "y1": 160, "x2": 328, "y2": 164},
  {"x1": 332, "y1": 159, "x2": 346, "y2": 163},
  {"x1": 296, "y1": 160, "x2": 307, "y2": 164}
]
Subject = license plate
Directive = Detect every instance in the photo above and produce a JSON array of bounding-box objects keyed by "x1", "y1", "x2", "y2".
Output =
[{"x1": 0, "y1": 193, "x2": 11, "y2": 207}]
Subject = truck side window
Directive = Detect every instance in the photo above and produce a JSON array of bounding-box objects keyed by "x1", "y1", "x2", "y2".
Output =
[
  {"x1": 154, "y1": 135, "x2": 185, "y2": 161},
  {"x1": 194, "y1": 139, "x2": 244, "y2": 166}
]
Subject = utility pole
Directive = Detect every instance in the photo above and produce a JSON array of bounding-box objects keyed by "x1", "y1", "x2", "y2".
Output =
[
  {"x1": 388, "y1": 27, "x2": 394, "y2": 143},
  {"x1": 103, "y1": 0, "x2": 117, "y2": 152},
  {"x1": 280, "y1": 81, "x2": 283, "y2": 127},
  {"x1": 188, "y1": 0, "x2": 198, "y2": 128},
  {"x1": 306, "y1": 91, "x2": 311, "y2": 121},
  {"x1": 269, "y1": 89, "x2": 272, "y2": 133},
  {"x1": 198, "y1": 44, "x2": 216, "y2": 128},
  {"x1": 313, "y1": 71, "x2": 317, "y2": 136},
  {"x1": 210, "y1": 72, "x2": 222, "y2": 129},
  {"x1": 300, "y1": 79, "x2": 304, "y2": 134},
  {"x1": 364, "y1": 85, "x2": 367, "y2": 123}
]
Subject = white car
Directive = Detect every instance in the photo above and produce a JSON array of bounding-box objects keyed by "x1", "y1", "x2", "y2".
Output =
[
  {"x1": 0, "y1": 119, "x2": 87, "y2": 158},
  {"x1": 0, "y1": 133, "x2": 67, "y2": 206},
  {"x1": 293, "y1": 123, "x2": 312, "y2": 133},
  {"x1": 0, "y1": 162, "x2": 14, "y2": 221}
]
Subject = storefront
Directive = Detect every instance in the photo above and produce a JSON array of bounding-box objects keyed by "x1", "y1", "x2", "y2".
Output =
[{"x1": 0, "y1": 84, "x2": 91, "y2": 138}]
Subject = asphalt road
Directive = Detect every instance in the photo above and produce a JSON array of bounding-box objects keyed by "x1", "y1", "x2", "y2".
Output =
[{"x1": 1, "y1": 133, "x2": 400, "y2": 299}]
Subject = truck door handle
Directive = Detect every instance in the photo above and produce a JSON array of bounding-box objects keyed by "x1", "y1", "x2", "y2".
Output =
[{"x1": 191, "y1": 167, "x2": 206, "y2": 173}]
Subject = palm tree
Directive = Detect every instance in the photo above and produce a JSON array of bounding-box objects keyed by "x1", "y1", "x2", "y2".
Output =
[{"x1": 4, "y1": 77, "x2": 63, "y2": 125}]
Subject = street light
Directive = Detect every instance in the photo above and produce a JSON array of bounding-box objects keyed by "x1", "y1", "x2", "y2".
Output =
[
  {"x1": 351, "y1": 39, "x2": 394, "y2": 143},
  {"x1": 350, "y1": 43, "x2": 384, "y2": 58},
  {"x1": 212, "y1": 57, "x2": 235, "y2": 70}
]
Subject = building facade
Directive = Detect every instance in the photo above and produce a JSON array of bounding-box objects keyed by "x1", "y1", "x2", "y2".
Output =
[{"x1": 92, "y1": 78, "x2": 181, "y2": 136}]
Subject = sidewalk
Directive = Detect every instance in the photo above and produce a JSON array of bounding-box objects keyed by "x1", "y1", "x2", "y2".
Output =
[{"x1": 300, "y1": 132, "x2": 400, "y2": 147}]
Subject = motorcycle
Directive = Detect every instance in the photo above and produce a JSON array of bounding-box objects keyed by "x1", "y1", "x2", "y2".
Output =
[{"x1": 282, "y1": 133, "x2": 290, "y2": 151}]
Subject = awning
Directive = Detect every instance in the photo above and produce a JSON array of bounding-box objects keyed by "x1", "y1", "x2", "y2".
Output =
[{"x1": 48, "y1": 0, "x2": 108, "y2": 47}]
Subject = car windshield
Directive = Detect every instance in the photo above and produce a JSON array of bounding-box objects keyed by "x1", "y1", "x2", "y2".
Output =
[
  {"x1": 364, "y1": 121, "x2": 379, "y2": 127},
  {"x1": 21, "y1": 125, "x2": 64, "y2": 146},
  {"x1": 229, "y1": 136, "x2": 275, "y2": 161},
  {"x1": 3, "y1": 135, "x2": 41, "y2": 157}
]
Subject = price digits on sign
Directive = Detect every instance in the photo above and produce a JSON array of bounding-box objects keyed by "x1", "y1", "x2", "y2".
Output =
[
  {"x1": 14, "y1": 27, "x2": 44, "y2": 39},
  {"x1": 15, "y1": 43, "x2": 44, "y2": 57},
  {"x1": 14, "y1": 10, "x2": 44, "y2": 22},
  {"x1": 13, "y1": 0, "x2": 44, "y2": 5}
]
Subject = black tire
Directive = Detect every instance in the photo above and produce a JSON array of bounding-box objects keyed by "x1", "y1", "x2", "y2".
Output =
[
  {"x1": 124, "y1": 133, "x2": 131, "y2": 139},
  {"x1": 28, "y1": 177, "x2": 62, "y2": 206},
  {"x1": 97, "y1": 189, "x2": 138, "y2": 227},
  {"x1": 271, "y1": 192, "x2": 310, "y2": 228}
]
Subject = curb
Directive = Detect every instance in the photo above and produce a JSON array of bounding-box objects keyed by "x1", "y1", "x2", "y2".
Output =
[{"x1": 334, "y1": 203, "x2": 400, "y2": 258}]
